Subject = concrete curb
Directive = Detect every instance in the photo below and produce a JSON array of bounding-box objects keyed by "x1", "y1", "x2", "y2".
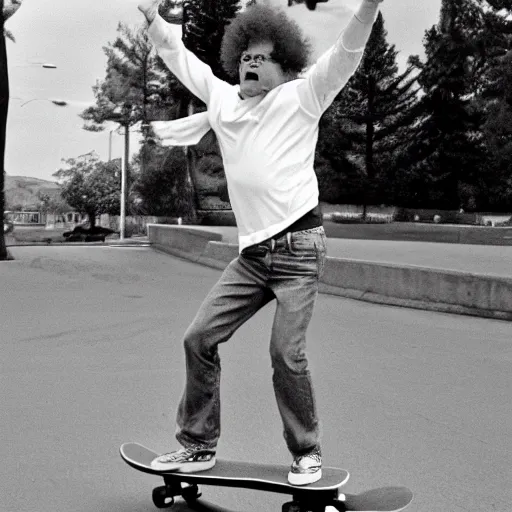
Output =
[
  {"x1": 148, "y1": 224, "x2": 512, "y2": 321},
  {"x1": 319, "y1": 258, "x2": 512, "y2": 321}
]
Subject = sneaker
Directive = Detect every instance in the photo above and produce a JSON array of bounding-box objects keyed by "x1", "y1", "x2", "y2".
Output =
[
  {"x1": 150, "y1": 445, "x2": 216, "y2": 473},
  {"x1": 287, "y1": 448, "x2": 322, "y2": 486}
]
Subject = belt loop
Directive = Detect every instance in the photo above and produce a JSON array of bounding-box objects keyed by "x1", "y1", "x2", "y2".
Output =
[
  {"x1": 286, "y1": 231, "x2": 292, "y2": 251},
  {"x1": 271, "y1": 239, "x2": 276, "y2": 252}
]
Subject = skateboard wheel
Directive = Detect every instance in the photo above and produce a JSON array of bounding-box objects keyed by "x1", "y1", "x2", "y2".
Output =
[
  {"x1": 182, "y1": 484, "x2": 201, "y2": 504},
  {"x1": 305, "y1": 0, "x2": 317, "y2": 10},
  {"x1": 282, "y1": 502, "x2": 301, "y2": 512},
  {"x1": 152, "y1": 486, "x2": 174, "y2": 509}
]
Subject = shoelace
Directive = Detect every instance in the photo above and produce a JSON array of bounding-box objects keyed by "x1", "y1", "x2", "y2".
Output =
[
  {"x1": 159, "y1": 447, "x2": 195, "y2": 462},
  {"x1": 294, "y1": 450, "x2": 321, "y2": 467}
]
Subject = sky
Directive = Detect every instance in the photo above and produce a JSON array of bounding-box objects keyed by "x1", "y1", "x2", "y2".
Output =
[{"x1": 5, "y1": 0, "x2": 442, "y2": 182}]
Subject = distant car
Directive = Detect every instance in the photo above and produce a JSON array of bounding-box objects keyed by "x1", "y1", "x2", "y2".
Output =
[{"x1": 63, "y1": 223, "x2": 116, "y2": 243}]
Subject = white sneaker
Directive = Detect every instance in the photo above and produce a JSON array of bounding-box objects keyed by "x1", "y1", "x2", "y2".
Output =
[
  {"x1": 287, "y1": 448, "x2": 322, "y2": 486},
  {"x1": 151, "y1": 446, "x2": 216, "y2": 473}
]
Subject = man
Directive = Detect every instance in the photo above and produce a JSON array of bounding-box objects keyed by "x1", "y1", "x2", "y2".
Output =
[{"x1": 138, "y1": 0, "x2": 383, "y2": 485}]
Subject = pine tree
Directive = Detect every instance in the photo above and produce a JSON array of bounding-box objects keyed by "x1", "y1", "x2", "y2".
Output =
[
  {"x1": 476, "y1": 1, "x2": 512, "y2": 209},
  {"x1": 81, "y1": 23, "x2": 172, "y2": 139},
  {"x1": 182, "y1": 0, "x2": 241, "y2": 84},
  {"x1": 399, "y1": 0, "x2": 492, "y2": 211},
  {"x1": 132, "y1": 146, "x2": 193, "y2": 216},
  {"x1": 317, "y1": 12, "x2": 420, "y2": 214},
  {"x1": 80, "y1": 24, "x2": 183, "y2": 219}
]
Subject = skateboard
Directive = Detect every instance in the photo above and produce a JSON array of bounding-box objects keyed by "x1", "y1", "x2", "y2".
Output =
[{"x1": 120, "y1": 442, "x2": 413, "y2": 512}]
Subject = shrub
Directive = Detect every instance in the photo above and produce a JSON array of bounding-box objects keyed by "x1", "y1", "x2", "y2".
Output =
[{"x1": 199, "y1": 210, "x2": 237, "y2": 226}]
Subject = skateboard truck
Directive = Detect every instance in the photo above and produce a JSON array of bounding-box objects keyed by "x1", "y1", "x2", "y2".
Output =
[
  {"x1": 152, "y1": 478, "x2": 202, "y2": 508},
  {"x1": 282, "y1": 489, "x2": 344, "y2": 512}
]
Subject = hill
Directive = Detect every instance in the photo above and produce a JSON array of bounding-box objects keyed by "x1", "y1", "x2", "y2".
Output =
[{"x1": 4, "y1": 175, "x2": 62, "y2": 211}]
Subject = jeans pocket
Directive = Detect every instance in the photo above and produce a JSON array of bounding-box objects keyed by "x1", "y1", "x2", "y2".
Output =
[{"x1": 314, "y1": 239, "x2": 326, "y2": 279}]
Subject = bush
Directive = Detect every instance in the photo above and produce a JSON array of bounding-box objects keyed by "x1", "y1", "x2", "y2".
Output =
[
  {"x1": 396, "y1": 208, "x2": 477, "y2": 225},
  {"x1": 63, "y1": 224, "x2": 116, "y2": 242},
  {"x1": 329, "y1": 212, "x2": 392, "y2": 224},
  {"x1": 198, "y1": 210, "x2": 237, "y2": 226}
]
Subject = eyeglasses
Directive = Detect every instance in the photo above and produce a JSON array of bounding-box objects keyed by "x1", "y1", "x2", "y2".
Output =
[{"x1": 240, "y1": 53, "x2": 274, "y2": 65}]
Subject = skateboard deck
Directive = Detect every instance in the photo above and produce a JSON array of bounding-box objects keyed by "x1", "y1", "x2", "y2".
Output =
[
  {"x1": 339, "y1": 487, "x2": 413, "y2": 512},
  {"x1": 120, "y1": 442, "x2": 412, "y2": 511}
]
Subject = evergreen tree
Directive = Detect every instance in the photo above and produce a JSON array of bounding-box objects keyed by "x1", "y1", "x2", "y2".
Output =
[
  {"x1": 81, "y1": 23, "x2": 170, "y2": 142},
  {"x1": 399, "y1": 0, "x2": 491, "y2": 210},
  {"x1": 481, "y1": 49, "x2": 512, "y2": 210},
  {"x1": 132, "y1": 146, "x2": 195, "y2": 217},
  {"x1": 475, "y1": 1, "x2": 512, "y2": 209},
  {"x1": 182, "y1": 0, "x2": 241, "y2": 84},
  {"x1": 317, "y1": 12, "x2": 420, "y2": 214},
  {"x1": 80, "y1": 24, "x2": 177, "y2": 219}
]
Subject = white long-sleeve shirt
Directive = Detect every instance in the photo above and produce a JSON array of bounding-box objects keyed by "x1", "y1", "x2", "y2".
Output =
[{"x1": 148, "y1": 3, "x2": 378, "y2": 252}]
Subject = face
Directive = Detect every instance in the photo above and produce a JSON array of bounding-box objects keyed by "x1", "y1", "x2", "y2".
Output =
[{"x1": 238, "y1": 41, "x2": 292, "y2": 99}]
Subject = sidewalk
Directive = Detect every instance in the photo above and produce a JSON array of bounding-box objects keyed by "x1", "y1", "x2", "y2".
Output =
[
  {"x1": 167, "y1": 225, "x2": 512, "y2": 277},
  {"x1": 147, "y1": 224, "x2": 512, "y2": 320}
]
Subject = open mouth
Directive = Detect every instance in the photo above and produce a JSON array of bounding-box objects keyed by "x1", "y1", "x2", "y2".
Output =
[{"x1": 244, "y1": 71, "x2": 259, "y2": 81}]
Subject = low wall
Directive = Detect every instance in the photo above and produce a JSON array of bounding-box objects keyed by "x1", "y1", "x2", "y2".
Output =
[
  {"x1": 323, "y1": 222, "x2": 512, "y2": 246},
  {"x1": 320, "y1": 259, "x2": 512, "y2": 320},
  {"x1": 148, "y1": 225, "x2": 512, "y2": 321}
]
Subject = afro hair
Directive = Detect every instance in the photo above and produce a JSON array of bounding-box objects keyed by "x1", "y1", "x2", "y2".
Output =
[{"x1": 220, "y1": 4, "x2": 311, "y2": 80}]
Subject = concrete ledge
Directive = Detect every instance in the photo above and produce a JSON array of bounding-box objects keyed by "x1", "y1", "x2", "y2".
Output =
[
  {"x1": 148, "y1": 225, "x2": 512, "y2": 321},
  {"x1": 147, "y1": 224, "x2": 223, "y2": 263},
  {"x1": 200, "y1": 241, "x2": 239, "y2": 269},
  {"x1": 320, "y1": 258, "x2": 512, "y2": 321}
]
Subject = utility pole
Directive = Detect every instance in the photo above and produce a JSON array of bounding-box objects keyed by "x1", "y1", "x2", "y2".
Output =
[{"x1": 1, "y1": 0, "x2": 25, "y2": 260}]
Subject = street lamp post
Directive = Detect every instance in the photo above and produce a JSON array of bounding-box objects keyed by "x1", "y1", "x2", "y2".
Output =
[
  {"x1": 120, "y1": 135, "x2": 127, "y2": 241},
  {"x1": 108, "y1": 127, "x2": 121, "y2": 162}
]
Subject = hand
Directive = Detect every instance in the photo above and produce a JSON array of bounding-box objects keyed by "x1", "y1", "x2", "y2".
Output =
[{"x1": 138, "y1": 0, "x2": 161, "y2": 24}]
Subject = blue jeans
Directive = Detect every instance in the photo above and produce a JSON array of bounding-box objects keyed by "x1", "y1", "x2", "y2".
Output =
[{"x1": 175, "y1": 226, "x2": 327, "y2": 456}]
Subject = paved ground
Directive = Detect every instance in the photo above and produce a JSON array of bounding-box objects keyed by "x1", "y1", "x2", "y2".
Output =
[
  {"x1": 2, "y1": 245, "x2": 511, "y2": 512},
  {"x1": 167, "y1": 225, "x2": 512, "y2": 277}
]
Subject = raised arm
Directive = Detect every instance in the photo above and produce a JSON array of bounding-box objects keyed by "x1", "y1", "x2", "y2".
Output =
[
  {"x1": 138, "y1": 0, "x2": 221, "y2": 106},
  {"x1": 298, "y1": 0, "x2": 383, "y2": 116}
]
